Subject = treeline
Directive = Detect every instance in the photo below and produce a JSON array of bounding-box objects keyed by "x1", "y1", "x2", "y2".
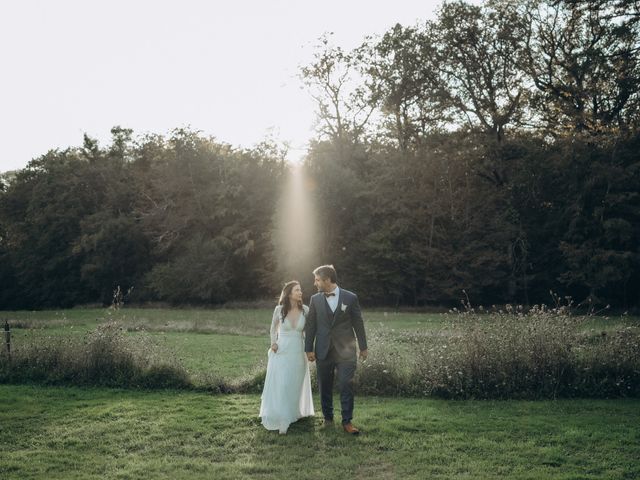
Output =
[
  {"x1": 0, "y1": 128, "x2": 287, "y2": 308},
  {"x1": 1, "y1": 0, "x2": 639, "y2": 309},
  {"x1": 302, "y1": 0, "x2": 640, "y2": 309}
]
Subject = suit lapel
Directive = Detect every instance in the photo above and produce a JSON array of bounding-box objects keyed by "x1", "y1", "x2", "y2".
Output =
[{"x1": 330, "y1": 290, "x2": 343, "y2": 327}]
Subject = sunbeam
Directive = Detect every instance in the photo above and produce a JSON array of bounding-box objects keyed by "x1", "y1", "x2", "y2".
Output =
[{"x1": 273, "y1": 163, "x2": 317, "y2": 292}]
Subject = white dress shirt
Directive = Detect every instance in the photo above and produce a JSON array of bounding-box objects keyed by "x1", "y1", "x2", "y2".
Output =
[{"x1": 325, "y1": 286, "x2": 340, "y2": 313}]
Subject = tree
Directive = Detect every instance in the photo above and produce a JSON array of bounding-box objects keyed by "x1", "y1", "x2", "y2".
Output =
[
  {"x1": 556, "y1": 133, "x2": 640, "y2": 307},
  {"x1": 362, "y1": 24, "x2": 448, "y2": 151},
  {"x1": 300, "y1": 33, "x2": 378, "y2": 150},
  {"x1": 518, "y1": 0, "x2": 640, "y2": 134},
  {"x1": 0, "y1": 150, "x2": 101, "y2": 306},
  {"x1": 428, "y1": 0, "x2": 532, "y2": 143},
  {"x1": 135, "y1": 129, "x2": 286, "y2": 303}
]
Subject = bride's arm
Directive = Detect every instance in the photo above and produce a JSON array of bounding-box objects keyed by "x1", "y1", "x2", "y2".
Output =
[
  {"x1": 270, "y1": 306, "x2": 280, "y2": 351},
  {"x1": 302, "y1": 305, "x2": 309, "y2": 339}
]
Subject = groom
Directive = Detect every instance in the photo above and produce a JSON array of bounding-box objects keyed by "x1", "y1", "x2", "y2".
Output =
[{"x1": 305, "y1": 265, "x2": 368, "y2": 435}]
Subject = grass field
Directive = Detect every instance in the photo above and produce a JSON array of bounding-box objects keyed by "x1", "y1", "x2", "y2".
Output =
[
  {"x1": 1, "y1": 384, "x2": 639, "y2": 479},
  {"x1": 1, "y1": 307, "x2": 639, "y2": 479},
  {"x1": 3, "y1": 307, "x2": 638, "y2": 381},
  {"x1": 0, "y1": 308, "x2": 448, "y2": 382}
]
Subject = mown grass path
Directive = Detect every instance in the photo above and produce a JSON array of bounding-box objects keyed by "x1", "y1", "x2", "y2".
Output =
[{"x1": 1, "y1": 385, "x2": 639, "y2": 479}]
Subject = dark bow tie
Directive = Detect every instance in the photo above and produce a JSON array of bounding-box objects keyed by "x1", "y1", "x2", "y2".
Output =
[{"x1": 324, "y1": 292, "x2": 336, "y2": 298}]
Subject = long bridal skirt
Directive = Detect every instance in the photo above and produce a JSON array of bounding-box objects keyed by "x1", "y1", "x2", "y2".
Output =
[{"x1": 259, "y1": 333, "x2": 314, "y2": 433}]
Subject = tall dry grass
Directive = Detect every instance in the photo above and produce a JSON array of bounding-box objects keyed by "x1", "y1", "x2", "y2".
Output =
[
  {"x1": 0, "y1": 321, "x2": 190, "y2": 389},
  {"x1": 355, "y1": 305, "x2": 640, "y2": 399}
]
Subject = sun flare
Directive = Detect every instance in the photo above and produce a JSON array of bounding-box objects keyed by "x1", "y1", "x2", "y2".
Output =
[{"x1": 274, "y1": 163, "x2": 317, "y2": 286}]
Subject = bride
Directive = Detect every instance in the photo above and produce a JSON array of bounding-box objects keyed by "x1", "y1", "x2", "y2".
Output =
[{"x1": 259, "y1": 280, "x2": 314, "y2": 434}]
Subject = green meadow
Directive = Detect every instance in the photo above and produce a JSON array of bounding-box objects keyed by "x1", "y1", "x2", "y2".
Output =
[
  {"x1": 3, "y1": 307, "x2": 637, "y2": 381},
  {"x1": 1, "y1": 307, "x2": 451, "y2": 380},
  {"x1": 1, "y1": 385, "x2": 639, "y2": 479},
  {"x1": 1, "y1": 307, "x2": 639, "y2": 479}
]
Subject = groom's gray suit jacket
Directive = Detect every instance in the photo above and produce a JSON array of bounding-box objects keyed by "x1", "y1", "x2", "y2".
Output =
[{"x1": 304, "y1": 288, "x2": 367, "y2": 361}]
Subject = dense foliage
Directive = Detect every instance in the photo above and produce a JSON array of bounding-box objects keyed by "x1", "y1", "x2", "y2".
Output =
[
  {"x1": 302, "y1": 0, "x2": 640, "y2": 309},
  {"x1": 0, "y1": 0, "x2": 639, "y2": 309},
  {"x1": 0, "y1": 128, "x2": 286, "y2": 308}
]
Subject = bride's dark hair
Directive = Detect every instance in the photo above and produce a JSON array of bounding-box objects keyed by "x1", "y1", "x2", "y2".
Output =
[{"x1": 278, "y1": 280, "x2": 302, "y2": 322}]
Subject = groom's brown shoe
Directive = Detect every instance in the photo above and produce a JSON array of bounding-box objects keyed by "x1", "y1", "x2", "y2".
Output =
[
  {"x1": 342, "y1": 423, "x2": 360, "y2": 435},
  {"x1": 323, "y1": 418, "x2": 334, "y2": 427}
]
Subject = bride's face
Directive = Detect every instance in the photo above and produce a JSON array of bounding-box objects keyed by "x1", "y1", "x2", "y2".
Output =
[{"x1": 289, "y1": 284, "x2": 303, "y2": 304}]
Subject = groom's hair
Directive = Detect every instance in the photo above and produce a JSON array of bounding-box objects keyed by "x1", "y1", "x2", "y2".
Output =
[{"x1": 313, "y1": 265, "x2": 337, "y2": 283}]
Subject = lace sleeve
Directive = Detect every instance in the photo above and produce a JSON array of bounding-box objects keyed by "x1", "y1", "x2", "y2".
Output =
[
  {"x1": 270, "y1": 306, "x2": 281, "y2": 344},
  {"x1": 302, "y1": 304, "x2": 309, "y2": 339}
]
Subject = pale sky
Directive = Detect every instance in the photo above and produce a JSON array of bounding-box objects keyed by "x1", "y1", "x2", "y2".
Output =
[{"x1": 0, "y1": 0, "x2": 461, "y2": 172}]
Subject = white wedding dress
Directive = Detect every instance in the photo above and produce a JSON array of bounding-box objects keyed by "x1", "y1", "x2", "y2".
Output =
[{"x1": 259, "y1": 305, "x2": 314, "y2": 433}]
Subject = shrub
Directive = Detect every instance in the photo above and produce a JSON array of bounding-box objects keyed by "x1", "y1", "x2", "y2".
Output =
[
  {"x1": 355, "y1": 330, "x2": 413, "y2": 396},
  {"x1": 0, "y1": 322, "x2": 191, "y2": 389},
  {"x1": 346, "y1": 306, "x2": 640, "y2": 399},
  {"x1": 572, "y1": 327, "x2": 640, "y2": 397},
  {"x1": 411, "y1": 306, "x2": 640, "y2": 399}
]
